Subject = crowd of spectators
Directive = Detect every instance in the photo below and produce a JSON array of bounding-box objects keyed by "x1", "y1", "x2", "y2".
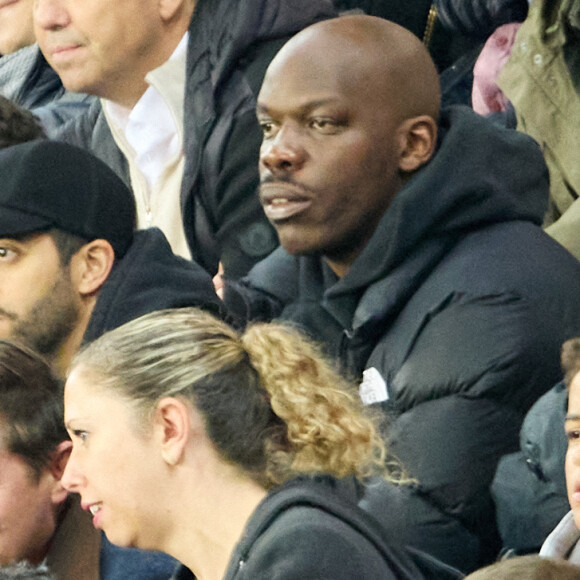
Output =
[{"x1": 0, "y1": 0, "x2": 579, "y2": 578}]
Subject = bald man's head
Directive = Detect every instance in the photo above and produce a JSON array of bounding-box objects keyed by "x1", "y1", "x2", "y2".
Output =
[
  {"x1": 257, "y1": 15, "x2": 440, "y2": 276},
  {"x1": 267, "y1": 15, "x2": 441, "y2": 124}
]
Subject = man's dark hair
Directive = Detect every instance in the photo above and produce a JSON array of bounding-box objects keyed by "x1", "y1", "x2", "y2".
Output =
[
  {"x1": 0, "y1": 340, "x2": 67, "y2": 479},
  {"x1": 0, "y1": 96, "x2": 45, "y2": 149},
  {"x1": 49, "y1": 229, "x2": 89, "y2": 265}
]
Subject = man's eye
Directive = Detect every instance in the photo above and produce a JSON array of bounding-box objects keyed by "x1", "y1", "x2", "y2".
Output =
[
  {"x1": 259, "y1": 121, "x2": 275, "y2": 136},
  {"x1": 567, "y1": 430, "x2": 580, "y2": 443},
  {"x1": 0, "y1": 248, "x2": 16, "y2": 260},
  {"x1": 310, "y1": 118, "x2": 340, "y2": 134}
]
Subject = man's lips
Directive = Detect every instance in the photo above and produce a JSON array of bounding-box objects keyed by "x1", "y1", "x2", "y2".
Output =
[
  {"x1": 260, "y1": 182, "x2": 312, "y2": 222},
  {"x1": 46, "y1": 43, "x2": 84, "y2": 62}
]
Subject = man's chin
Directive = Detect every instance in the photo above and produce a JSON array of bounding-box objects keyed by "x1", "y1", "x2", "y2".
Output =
[{"x1": 276, "y1": 229, "x2": 320, "y2": 257}]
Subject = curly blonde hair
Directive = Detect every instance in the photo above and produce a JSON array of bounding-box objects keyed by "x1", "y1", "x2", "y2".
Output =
[{"x1": 72, "y1": 307, "x2": 400, "y2": 488}]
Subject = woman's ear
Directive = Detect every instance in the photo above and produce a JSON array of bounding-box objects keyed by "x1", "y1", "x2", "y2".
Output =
[
  {"x1": 397, "y1": 115, "x2": 438, "y2": 174},
  {"x1": 154, "y1": 397, "x2": 195, "y2": 467},
  {"x1": 70, "y1": 240, "x2": 116, "y2": 297}
]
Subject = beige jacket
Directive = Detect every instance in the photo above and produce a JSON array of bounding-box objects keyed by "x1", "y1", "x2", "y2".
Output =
[{"x1": 499, "y1": 0, "x2": 580, "y2": 260}]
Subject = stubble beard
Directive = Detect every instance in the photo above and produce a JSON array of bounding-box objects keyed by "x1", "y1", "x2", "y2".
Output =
[{"x1": 10, "y1": 273, "x2": 81, "y2": 363}]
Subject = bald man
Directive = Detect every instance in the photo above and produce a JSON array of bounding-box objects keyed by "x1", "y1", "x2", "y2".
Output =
[{"x1": 222, "y1": 15, "x2": 580, "y2": 574}]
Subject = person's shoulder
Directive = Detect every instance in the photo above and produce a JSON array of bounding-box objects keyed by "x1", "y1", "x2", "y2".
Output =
[
  {"x1": 53, "y1": 98, "x2": 105, "y2": 146},
  {"x1": 238, "y1": 503, "x2": 401, "y2": 579},
  {"x1": 229, "y1": 476, "x2": 454, "y2": 580}
]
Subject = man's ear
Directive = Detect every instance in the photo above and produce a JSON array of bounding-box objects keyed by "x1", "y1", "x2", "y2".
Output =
[
  {"x1": 397, "y1": 115, "x2": 438, "y2": 174},
  {"x1": 70, "y1": 240, "x2": 115, "y2": 297},
  {"x1": 48, "y1": 440, "x2": 73, "y2": 504},
  {"x1": 154, "y1": 397, "x2": 198, "y2": 467}
]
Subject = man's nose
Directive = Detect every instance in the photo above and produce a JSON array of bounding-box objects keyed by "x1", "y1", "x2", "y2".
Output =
[
  {"x1": 34, "y1": 0, "x2": 70, "y2": 31},
  {"x1": 260, "y1": 126, "x2": 306, "y2": 174}
]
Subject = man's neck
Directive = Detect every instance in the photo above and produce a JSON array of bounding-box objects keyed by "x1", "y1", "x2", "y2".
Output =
[{"x1": 54, "y1": 298, "x2": 96, "y2": 378}]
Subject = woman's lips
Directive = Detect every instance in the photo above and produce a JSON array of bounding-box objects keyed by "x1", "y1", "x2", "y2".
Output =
[{"x1": 82, "y1": 502, "x2": 103, "y2": 529}]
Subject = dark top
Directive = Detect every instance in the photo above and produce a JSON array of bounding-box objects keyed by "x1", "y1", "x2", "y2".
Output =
[{"x1": 173, "y1": 476, "x2": 462, "y2": 580}]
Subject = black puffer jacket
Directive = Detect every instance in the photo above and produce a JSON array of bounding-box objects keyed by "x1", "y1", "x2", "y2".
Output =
[
  {"x1": 226, "y1": 106, "x2": 580, "y2": 572},
  {"x1": 436, "y1": 0, "x2": 528, "y2": 39},
  {"x1": 56, "y1": 0, "x2": 337, "y2": 280}
]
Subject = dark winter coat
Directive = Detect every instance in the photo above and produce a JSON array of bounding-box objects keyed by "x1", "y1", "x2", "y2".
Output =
[
  {"x1": 56, "y1": 0, "x2": 337, "y2": 279},
  {"x1": 492, "y1": 381, "x2": 570, "y2": 554},
  {"x1": 225, "y1": 105, "x2": 580, "y2": 572},
  {"x1": 436, "y1": 0, "x2": 528, "y2": 39}
]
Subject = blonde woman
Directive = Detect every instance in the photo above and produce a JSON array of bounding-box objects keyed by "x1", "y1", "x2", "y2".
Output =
[{"x1": 61, "y1": 307, "x2": 457, "y2": 580}]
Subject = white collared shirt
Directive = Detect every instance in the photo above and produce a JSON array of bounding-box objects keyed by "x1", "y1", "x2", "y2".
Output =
[{"x1": 103, "y1": 33, "x2": 191, "y2": 259}]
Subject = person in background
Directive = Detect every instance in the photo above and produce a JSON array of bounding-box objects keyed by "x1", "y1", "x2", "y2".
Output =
[
  {"x1": 464, "y1": 554, "x2": 580, "y2": 579},
  {"x1": 498, "y1": 0, "x2": 580, "y2": 260},
  {"x1": 222, "y1": 13, "x2": 580, "y2": 572},
  {"x1": 492, "y1": 380, "x2": 569, "y2": 556},
  {"x1": 0, "y1": 140, "x2": 222, "y2": 378},
  {"x1": 539, "y1": 338, "x2": 580, "y2": 563},
  {"x1": 0, "y1": 562, "x2": 56, "y2": 580},
  {"x1": 0, "y1": 0, "x2": 92, "y2": 135},
  {"x1": 0, "y1": 95, "x2": 45, "y2": 148},
  {"x1": 0, "y1": 340, "x2": 178, "y2": 579},
  {"x1": 34, "y1": 0, "x2": 337, "y2": 278},
  {"x1": 62, "y1": 307, "x2": 461, "y2": 580}
]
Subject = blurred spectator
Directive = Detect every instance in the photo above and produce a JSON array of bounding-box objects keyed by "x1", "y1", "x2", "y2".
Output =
[
  {"x1": 436, "y1": 0, "x2": 528, "y2": 108},
  {"x1": 0, "y1": 0, "x2": 92, "y2": 135},
  {"x1": 0, "y1": 340, "x2": 178, "y2": 579},
  {"x1": 0, "y1": 562, "x2": 56, "y2": 580},
  {"x1": 493, "y1": 339, "x2": 580, "y2": 556},
  {"x1": 498, "y1": 0, "x2": 580, "y2": 260},
  {"x1": 0, "y1": 95, "x2": 45, "y2": 148},
  {"x1": 464, "y1": 554, "x2": 580, "y2": 579},
  {"x1": 538, "y1": 338, "x2": 580, "y2": 563},
  {"x1": 492, "y1": 382, "x2": 569, "y2": 555}
]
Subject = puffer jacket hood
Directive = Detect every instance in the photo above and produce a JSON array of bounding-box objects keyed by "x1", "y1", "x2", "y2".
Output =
[{"x1": 334, "y1": 105, "x2": 549, "y2": 296}]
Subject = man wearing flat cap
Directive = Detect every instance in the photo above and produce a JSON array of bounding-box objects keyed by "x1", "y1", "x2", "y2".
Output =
[{"x1": 0, "y1": 140, "x2": 222, "y2": 376}]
